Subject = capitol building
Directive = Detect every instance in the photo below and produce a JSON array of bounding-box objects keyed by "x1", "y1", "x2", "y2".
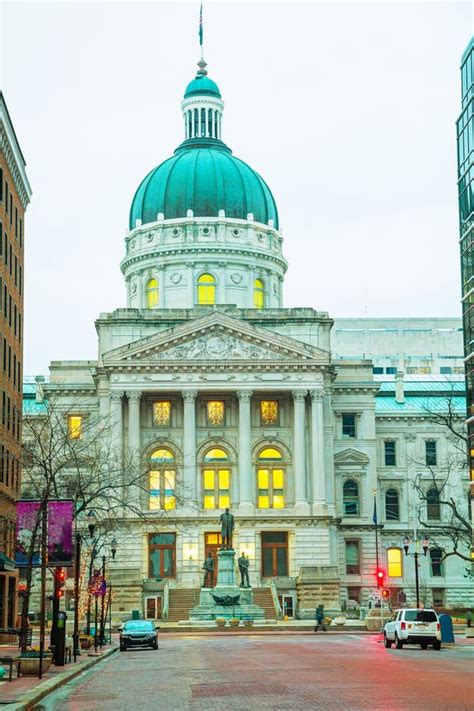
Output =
[{"x1": 26, "y1": 60, "x2": 470, "y2": 620}]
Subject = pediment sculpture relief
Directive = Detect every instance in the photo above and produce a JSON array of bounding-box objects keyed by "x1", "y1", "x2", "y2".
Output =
[{"x1": 150, "y1": 334, "x2": 287, "y2": 361}]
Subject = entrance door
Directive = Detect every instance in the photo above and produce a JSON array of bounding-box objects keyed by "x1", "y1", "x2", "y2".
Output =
[
  {"x1": 145, "y1": 596, "x2": 162, "y2": 620},
  {"x1": 278, "y1": 594, "x2": 294, "y2": 619},
  {"x1": 204, "y1": 532, "x2": 222, "y2": 586}
]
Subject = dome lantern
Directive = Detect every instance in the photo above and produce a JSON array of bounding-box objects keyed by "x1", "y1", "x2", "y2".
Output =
[{"x1": 181, "y1": 60, "x2": 224, "y2": 141}]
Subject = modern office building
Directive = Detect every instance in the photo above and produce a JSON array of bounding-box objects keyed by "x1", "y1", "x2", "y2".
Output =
[{"x1": 0, "y1": 92, "x2": 32, "y2": 629}]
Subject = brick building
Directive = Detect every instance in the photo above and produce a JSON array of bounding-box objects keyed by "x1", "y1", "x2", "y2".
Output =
[{"x1": 0, "y1": 92, "x2": 31, "y2": 629}]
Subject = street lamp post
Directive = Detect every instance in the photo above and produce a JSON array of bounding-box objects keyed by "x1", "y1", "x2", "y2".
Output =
[
  {"x1": 403, "y1": 535, "x2": 430, "y2": 607},
  {"x1": 72, "y1": 532, "x2": 81, "y2": 662}
]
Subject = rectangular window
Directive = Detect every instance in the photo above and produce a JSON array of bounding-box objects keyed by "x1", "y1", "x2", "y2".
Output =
[
  {"x1": 440, "y1": 366, "x2": 452, "y2": 374},
  {"x1": 387, "y1": 548, "x2": 403, "y2": 577},
  {"x1": 149, "y1": 470, "x2": 176, "y2": 510},
  {"x1": 14, "y1": 207, "x2": 18, "y2": 238},
  {"x1": 5, "y1": 181, "x2": 8, "y2": 214},
  {"x1": 347, "y1": 586, "x2": 361, "y2": 604},
  {"x1": 385, "y1": 367, "x2": 397, "y2": 374},
  {"x1": 345, "y1": 540, "x2": 360, "y2": 574},
  {"x1": 260, "y1": 400, "x2": 279, "y2": 426},
  {"x1": 342, "y1": 414, "x2": 356, "y2": 438},
  {"x1": 153, "y1": 401, "x2": 171, "y2": 427},
  {"x1": 432, "y1": 588, "x2": 445, "y2": 607},
  {"x1": 19, "y1": 218, "x2": 22, "y2": 248},
  {"x1": 207, "y1": 400, "x2": 224, "y2": 426},
  {"x1": 257, "y1": 468, "x2": 285, "y2": 509},
  {"x1": 67, "y1": 415, "x2": 83, "y2": 440},
  {"x1": 148, "y1": 533, "x2": 176, "y2": 578},
  {"x1": 372, "y1": 367, "x2": 383, "y2": 374},
  {"x1": 430, "y1": 549, "x2": 443, "y2": 577},
  {"x1": 384, "y1": 440, "x2": 396, "y2": 466},
  {"x1": 203, "y1": 468, "x2": 230, "y2": 510},
  {"x1": 9, "y1": 195, "x2": 12, "y2": 223},
  {"x1": 261, "y1": 531, "x2": 288, "y2": 577},
  {"x1": 425, "y1": 441, "x2": 437, "y2": 466}
]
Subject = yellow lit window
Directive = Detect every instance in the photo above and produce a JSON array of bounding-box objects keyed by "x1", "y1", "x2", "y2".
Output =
[
  {"x1": 207, "y1": 401, "x2": 225, "y2": 426},
  {"x1": 146, "y1": 278, "x2": 159, "y2": 309},
  {"x1": 254, "y1": 278, "x2": 264, "y2": 309},
  {"x1": 257, "y1": 448, "x2": 285, "y2": 508},
  {"x1": 387, "y1": 548, "x2": 403, "y2": 577},
  {"x1": 260, "y1": 400, "x2": 279, "y2": 426},
  {"x1": 153, "y1": 401, "x2": 171, "y2": 427},
  {"x1": 202, "y1": 451, "x2": 231, "y2": 510},
  {"x1": 68, "y1": 415, "x2": 83, "y2": 440},
  {"x1": 149, "y1": 448, "x2": 176, "y2": 510},
  {"x1": 197, "y1": 273, "x2": 216, "y2": 305}
]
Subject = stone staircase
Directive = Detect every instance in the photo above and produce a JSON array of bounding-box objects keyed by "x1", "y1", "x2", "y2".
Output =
[
  {"x1": 168, "y1": 588, "x2": 201, "y2": 622},
  {"x1": 250, "y1": 588, "x2": 277, "y2": 619}
]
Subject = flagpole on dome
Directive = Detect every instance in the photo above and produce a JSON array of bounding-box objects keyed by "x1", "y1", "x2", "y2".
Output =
[{"x1": 199, "y1": 1, "x2": 204, "y2": 62}]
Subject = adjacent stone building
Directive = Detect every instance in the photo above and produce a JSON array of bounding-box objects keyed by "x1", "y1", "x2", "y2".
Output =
[{"x1": 23, "y1": 62, "x2": 470, "y2": 620}]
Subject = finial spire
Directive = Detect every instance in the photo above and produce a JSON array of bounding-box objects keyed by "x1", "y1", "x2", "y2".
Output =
[{"x1": 197, "y1": 58, "x2": 208, "y2": 77}]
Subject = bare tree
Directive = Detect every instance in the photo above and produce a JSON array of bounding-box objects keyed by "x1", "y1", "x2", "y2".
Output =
[{"x1": 411, "y1": 384, "x2": 472, "y2": 570}]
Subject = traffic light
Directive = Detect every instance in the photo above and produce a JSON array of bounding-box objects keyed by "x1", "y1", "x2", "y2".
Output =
[
  {"x1": 375, "y1": 568, "x2": 385, "y2": 588},
  {"x1": 381, "y1": 589, "x2": 390, "y2": 600},
  {"x1": 54, "y1": 567, "x2": 66, "y2": 599}
]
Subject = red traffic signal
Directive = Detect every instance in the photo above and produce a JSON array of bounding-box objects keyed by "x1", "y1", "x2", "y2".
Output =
[
  {"x1": 375, "y1": 568, "x2": 385, "y2": 588},
  {"x1": 54, "y1": 567, "x2": 66, "y2": 599}
]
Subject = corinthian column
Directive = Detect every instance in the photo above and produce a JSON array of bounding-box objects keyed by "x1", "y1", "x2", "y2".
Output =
[
  {"x1": 237, "y1": 390, "x2": 253, "y2": 513},
  {"x1": 182, "y1": 390, "x2": 198, "y2": 509},
  {"x1": 292, "y1": 390, "x2": 309, "y2": 513},
  {"x1": 127, "y1": 391, "x2": 142, "y2": 457},
  {"x1": 310, "y1": 389, "x2": 326, "y2": 514},
  {"x1": 109, "y1": 391, "x2": 124, "y2": 467}
]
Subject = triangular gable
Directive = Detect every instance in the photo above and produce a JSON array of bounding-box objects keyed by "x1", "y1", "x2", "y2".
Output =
[
  {"x1": 334, "y1": 448, "x2": 370, "y2": 466},
  {"x1": 103, "y1": 311, "x2": 329, "y2": 364}
]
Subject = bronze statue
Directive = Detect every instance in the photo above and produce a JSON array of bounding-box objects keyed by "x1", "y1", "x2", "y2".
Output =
[
  {"x1": 219, "y1": 507, "x2": 235, "y2": 549},
  {"x1": 238, "y1": 552, "x2": 250, "y2": 588},
  {"x1": 202, "y1": 552, "x2": 214, "y2": 588}
]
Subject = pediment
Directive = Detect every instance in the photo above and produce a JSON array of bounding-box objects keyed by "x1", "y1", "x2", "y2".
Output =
[
  {"x1": 103, "y1": 312, "x2": 329, "y2": 365},
  {"x1": 334, "y1": 448, "x2": 370, "y2": 466}
]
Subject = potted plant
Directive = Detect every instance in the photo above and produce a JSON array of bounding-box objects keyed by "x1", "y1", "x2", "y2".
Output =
[
  {"x1": 215, "y1": 618, "x2": 227, "y2": 629},
  {"x1": 19, "y1": 648, "x2": 52, "y2": 676},
  {"x1": 243, "y1": 619, "x2": 254, "y2": 629},
  {"x1": 229, "y1": 618, "x2": 240, "y2": 629}
]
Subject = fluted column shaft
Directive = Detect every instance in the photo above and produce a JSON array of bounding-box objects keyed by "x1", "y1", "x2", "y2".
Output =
[
  {"x1": 293, "y1": 390, "x2": 307, "y2": 506},
  {"x1": 109, "y1": 391, "x2": 124, "y2": 466},
  {"x1": 182, "y1": 390, "x2": 198, "y2": 507},
  {"x1": 127, "y1": 391, "x2": 142, "y2": 455},
  {"x1": 310, "y1": 389, "x2": 326, "y2": 505},
  {"x1": 237, "y1": 390, "x2": 253, "y2": 510}
]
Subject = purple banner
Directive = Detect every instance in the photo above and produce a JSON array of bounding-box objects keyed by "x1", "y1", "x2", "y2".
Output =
[
  {"x1": 47, "y1": 500, "x2": 73, "y2": 565},
  {"x1": 15, "y1": 501, "x2": 42, "y2": 567}
]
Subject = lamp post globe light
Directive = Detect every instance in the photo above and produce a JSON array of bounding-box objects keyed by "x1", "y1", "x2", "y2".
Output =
[{"x1": 402, "y1": 534, "x2": 430, "y2": 608}]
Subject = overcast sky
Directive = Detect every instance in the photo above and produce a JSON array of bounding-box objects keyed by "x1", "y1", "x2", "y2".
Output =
[{"x1": 2, "y1": 1, "x2": 472, "y2": 375}]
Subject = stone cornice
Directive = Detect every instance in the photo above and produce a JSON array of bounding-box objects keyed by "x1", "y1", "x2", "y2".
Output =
[{"x1": 0, "y1": 95, "x2": 32, "y2": 208}]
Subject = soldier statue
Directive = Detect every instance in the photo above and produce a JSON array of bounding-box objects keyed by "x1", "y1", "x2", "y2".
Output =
[
  {"x1": 238, "y1": 552, "x2": 251, "y2": 588},
  {"x1": 219, "y1": 507, "x2": 235, "y2": 550},
  {"x1": 202, "y1": 552, "x2": 215, "y2": 588}
]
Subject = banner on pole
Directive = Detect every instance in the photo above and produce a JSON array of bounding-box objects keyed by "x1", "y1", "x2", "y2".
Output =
[
  {"x1": 47, "y1": 500, "x2": 74, "y2": 565},
  {"x1": 15, "y1": 500, "x2": 42, "y2": 567}
]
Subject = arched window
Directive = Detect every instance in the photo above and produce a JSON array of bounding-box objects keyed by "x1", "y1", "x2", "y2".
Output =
[
  {"x1": 427, "y1": 488, "x2": 441, "y2": 520},
  {"x1": 254, "y1": 279, "x2": 264, "y2": 309},
  {"x1": 257, "y1": 447, "x2": 284, "y2": 508},
  {"x1": 343, "y1": 480, "x2": 359, "y2": 516},
  {"x1": 146, "y1": 278, "x2": 159, "y2": 309},
  {"x1": 149, "y1": 448, "x2": 176, "y2": 510},
  {"x1": 385, "y1": 489, "x2": 399, "y2": 521},
  {"x1": 387, "y1": 548, "x2": 403, "y2": 577},
  {"x1": 197, "y1": 273, "x2": 216, "y2": 305},
  {"x1": 203, "y1": 447, "x2": 230, "y2": 509},
  {"x1": 208, "y1": 109, "x2": 213, "y2": 137},
  {"x1": 194, "y1": 108, "x2": 199, "y2": 137}
]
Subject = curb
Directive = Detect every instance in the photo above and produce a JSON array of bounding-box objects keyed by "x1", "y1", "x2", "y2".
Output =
[{"x1": 2, "y1": 646, "x2": 118, "y2": 710}]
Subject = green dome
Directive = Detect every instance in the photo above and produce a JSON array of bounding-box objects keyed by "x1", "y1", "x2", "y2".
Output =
[
  {"x1": 184, "y1": 75, "x2": 221, "y2": 99},
  {"x1": 129, "y1": 143, "x2": 279, "y2": 229}
]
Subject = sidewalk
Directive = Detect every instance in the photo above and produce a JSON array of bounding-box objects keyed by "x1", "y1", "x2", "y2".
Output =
[{"x1": 0, "y1": 644, "x2": 117, "y2": 708}]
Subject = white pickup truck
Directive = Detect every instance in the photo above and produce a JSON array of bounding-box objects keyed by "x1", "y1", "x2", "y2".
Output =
[{"x1": 384, "y1": 608, "x2": 442, "y2": 650}]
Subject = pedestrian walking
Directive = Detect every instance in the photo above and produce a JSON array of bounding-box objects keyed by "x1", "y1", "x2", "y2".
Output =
[
  {"x1": 466, "y1": 610, "x2": 472, "y2": 628},
  {"x1": 314, "y1": 604, "x2": 326, "y2": 632}
]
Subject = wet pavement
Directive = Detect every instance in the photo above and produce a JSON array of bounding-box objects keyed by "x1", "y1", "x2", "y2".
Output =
[{"x1": 35, "y1": 633, "x2": 474, "y2": 710}]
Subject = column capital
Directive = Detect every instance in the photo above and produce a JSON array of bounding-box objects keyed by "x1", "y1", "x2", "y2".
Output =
[
  {"x1": 309, "y1": 389, "x2": 325, "y2": 402},
  {"x1": 182, "y1": 389, "x2": 198, "y2": 402},
  {"x1": 110, "y1": 391, "x2": 124, "y2": 402},
  {"x1": 126, "y1": 390, "x2": 142, "y2": 402},
  {"x1": 292, "y1": 390, "x2": 307, "y2": 403},
  {"x1": 237, "y1": 390, "x2": 253, "y2": 403}
]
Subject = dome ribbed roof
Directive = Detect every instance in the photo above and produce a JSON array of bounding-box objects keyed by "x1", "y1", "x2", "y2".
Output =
[
  {"x1": 129, "y1": 143, "x2": 279, "y2": 229},
  {"x1": 184, "y1": 75, "x2": 221, "y2": 98}
]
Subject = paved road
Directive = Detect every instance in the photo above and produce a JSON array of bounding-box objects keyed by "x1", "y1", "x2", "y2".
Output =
[{"x1": 36, "y1": 634, "x2": 474, "y2": 711}]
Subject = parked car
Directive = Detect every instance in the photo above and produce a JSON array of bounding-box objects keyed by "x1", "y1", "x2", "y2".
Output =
[
  {"x1": 384, "y1": 608, "x2": 441, "y2": 650},
  {"x1": 119, "y1": 620, "x2": 158, "y2": 651}
]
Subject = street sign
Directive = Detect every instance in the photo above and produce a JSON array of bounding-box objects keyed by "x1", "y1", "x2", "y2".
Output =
[{"x1": 370, "y1": 590, "x2": 381, "y2": 601}]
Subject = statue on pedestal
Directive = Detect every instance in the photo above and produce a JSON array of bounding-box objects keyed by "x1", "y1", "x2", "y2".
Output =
[
  {"x1": 219, "y1": 507, "x2": 235, "y2": 550},
  {"x1": 202, "y1": 552, "x2": 214, "y2": 588},
  {"x1": 238, "y1": 552, "x2": 250, "y2": 588}
]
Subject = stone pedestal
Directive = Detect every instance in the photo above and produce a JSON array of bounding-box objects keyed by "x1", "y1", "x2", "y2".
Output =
[
  {"x1": 295, "y1": 566, "x2": 341, "y2": 619},
  {"x1": 189, "y1": 549, "x2": 265, "y2": 621}
]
